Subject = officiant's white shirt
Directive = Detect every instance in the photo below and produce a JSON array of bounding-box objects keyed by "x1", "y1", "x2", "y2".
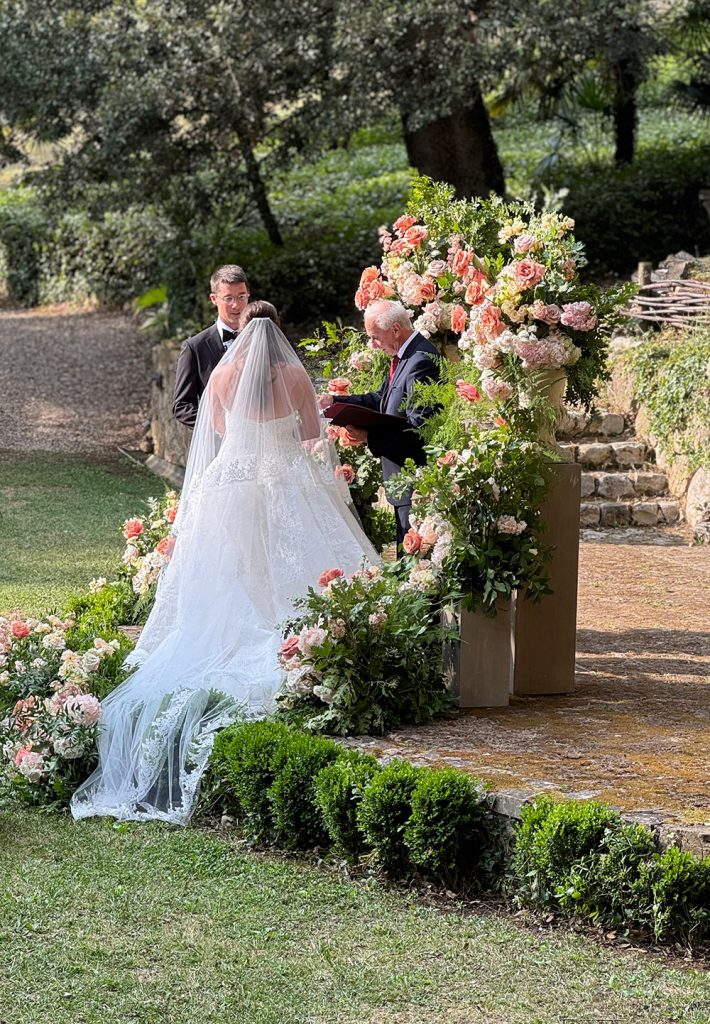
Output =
[{"x1": 397, "y1": 331, "x2": 418, "y2": 359}]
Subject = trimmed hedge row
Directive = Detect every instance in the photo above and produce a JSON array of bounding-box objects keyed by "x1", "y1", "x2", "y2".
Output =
[{"x1": 208, "y1": 722, "x2": 710, "y2": 948}]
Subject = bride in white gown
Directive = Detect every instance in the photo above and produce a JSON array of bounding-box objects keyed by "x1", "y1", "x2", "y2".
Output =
[{"x1": 71, "y1": 308, "x2": 379, "y2": 825}]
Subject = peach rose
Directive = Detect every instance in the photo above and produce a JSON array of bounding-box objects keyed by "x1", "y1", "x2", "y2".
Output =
[
  {"x1": 11, "y1": 622, "x2": 31, "y2": 639},
  {"x1": 437, "y1": 450, "x2": 458, "y2": 466},
  {"x1": 451, "y1": 249, "x2": 472, "y2": 277},
  {"x1": 456, "y1": 380, "x2": 482, "y2": 403},
  {"x1": 354, "y1": 287, "x2": 370, "y2": 310},
  {"x1": 513, "y1": 259, "x2": 546, "y2": 289},
  {"x1": 417, "y1": 280, "x2": 437, "y2": 303},
  {"x1": 475, "y1": 303, "x2": 505, "y2": 341},
  {"x1": 335, "y1": 464, "x2": 355, "y2": 485},
  {"x1": 156, "y1": 537, "x2": 176, "y2": 559},
  {"x1": 326, "y1": 425, "x2": 340, "y2": 441},
  {"x1": 465, "y1": 271, "x2": 490, "y2": 306},
  {"x1": 360, "y1": 266, "x2": 380, "y2": 287},
  {"x1": 389, "y1": 238, "x2": 411, "y2": 257},
  {"x1": 328, "y1": 378, "x2": 351, "y2": 396},
  {"x1": 394, "y1": 214, "x2": 417, "y2": 234},
  {"x1": 563, "y1": 258, "x2": 576, "y2": 281},
  {"x1": 402, "y1": 529, "x2": 423, "y2": 555},
  {"x1": 404, "y1": 225, "x2": 428, "y2": 248},
  {"x1": 279, "y1": 636, "x2": 300, "y2": 660},
  {"x1": 165, "y1": 505, "x2": 178, "y2": 524},
  {"x1": 122, "y1": 518, "x2": 144, "y2": 540},
  {"x1": 318, "y1": 567, "x2": 344, "y2": 588},
  {"x1": 451, "y1": 304, "x2": 468, "y2": 334}
]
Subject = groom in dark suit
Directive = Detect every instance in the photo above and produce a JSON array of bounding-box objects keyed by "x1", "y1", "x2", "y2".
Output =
[
  {"x1": 173, "y1": 265, "x2": 250, "y2": 428},
  {"x1": 328, "y1": 299, "x2": 439, "y2": 552}
]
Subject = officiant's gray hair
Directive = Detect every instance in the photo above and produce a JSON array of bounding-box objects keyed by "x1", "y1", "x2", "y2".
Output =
[{"x1": 365, "y1": 299, "x2": 412, "y2": 332}]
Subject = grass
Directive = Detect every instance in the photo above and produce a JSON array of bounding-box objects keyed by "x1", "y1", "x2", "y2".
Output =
[
  {"x1": 1, "y1": 809, "x2": 709, "y2": 1024},
  {"x1": 0, "y1": 454, "x2": 164, "y2": 616}
]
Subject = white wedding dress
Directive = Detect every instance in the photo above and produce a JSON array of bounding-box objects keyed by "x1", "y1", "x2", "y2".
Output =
[{"x1": 71, "y1": 318, "x2": 378, "y2": 825}]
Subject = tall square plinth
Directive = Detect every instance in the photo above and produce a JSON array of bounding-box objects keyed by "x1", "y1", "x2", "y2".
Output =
[
  {"x1": 444, "y1": 600, "x2": 514, "y2": 708},
  {"x1": 511, "y1": 462, "x2": 581, "y2": 695}
]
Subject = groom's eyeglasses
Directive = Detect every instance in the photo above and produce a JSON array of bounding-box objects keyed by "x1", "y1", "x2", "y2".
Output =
[{"x1": 214, "y1": 293, "x2": 250, "y2": 305}]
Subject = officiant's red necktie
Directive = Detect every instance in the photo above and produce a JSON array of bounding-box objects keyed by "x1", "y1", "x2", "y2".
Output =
[{"x1": 388, "y1": 355, "x2": 400, "y2": 383}]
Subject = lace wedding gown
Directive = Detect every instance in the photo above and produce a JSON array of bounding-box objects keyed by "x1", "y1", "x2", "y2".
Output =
[{"x1": 71, "y1": 319, "x2": 378, "y2": 825}]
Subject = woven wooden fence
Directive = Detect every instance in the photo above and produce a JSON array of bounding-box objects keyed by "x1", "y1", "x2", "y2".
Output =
[{"x1": 623, "y1": 279, "x2": 710, "y2": 327}]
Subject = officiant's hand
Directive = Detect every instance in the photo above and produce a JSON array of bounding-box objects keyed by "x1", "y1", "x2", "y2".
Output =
[
  {"x1": 317, "y1": 394, "x2": 333, "y2": 410},
  {"x1": 342, "y1": 426, "x2": 368, "y2": 446}
]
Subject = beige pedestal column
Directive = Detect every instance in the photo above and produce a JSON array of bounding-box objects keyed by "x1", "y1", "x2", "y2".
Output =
[
  {"x1": 511, "y1": 463, "x2": 581, "y2": 695},
  {"x1": 445, "y1": 601, "x2": 513, "y2": 708}
]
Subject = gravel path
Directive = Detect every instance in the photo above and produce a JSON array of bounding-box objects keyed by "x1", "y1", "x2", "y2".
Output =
[{"x1": 0, "y1": 305, "x2": 151, "y2": 456}]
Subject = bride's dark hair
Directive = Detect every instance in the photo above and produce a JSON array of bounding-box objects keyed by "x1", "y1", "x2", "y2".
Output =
[{"x1": 238, "y1": 300, "x2": 280, "y2": 329}]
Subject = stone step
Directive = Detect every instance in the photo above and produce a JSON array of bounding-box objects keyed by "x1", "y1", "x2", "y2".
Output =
[
  {"x1": 559, "y1": 440, "x2": 651, "y2": 469},
  {"x1": 581, "y1": 470, "x2": 669, "y2": 500},
  {"x1": 558, "y1": 409, "x2": 627, "y2": 439},
  {"x1": 580, "y1": 499, "x2": 683, "y2": 528}
]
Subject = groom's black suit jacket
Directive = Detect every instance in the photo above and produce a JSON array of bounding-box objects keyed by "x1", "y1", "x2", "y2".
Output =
[
  {"x1": 173, "y1": 324, "x2": 227, "y2": 429},
  {"x1": 337, "y1": 333, "x2": 439, "y2": 507}
]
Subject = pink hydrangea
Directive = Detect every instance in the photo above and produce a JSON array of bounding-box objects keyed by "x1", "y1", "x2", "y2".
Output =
[
  {"x1": 64, "y1": 694, "x2": 102, "y2": 726},
  {"x1": 560, "y1": 301, "x2": 597, "y2": 331},
  {"x1": 481, "y1": 376, "x2": 514, "y2": 402},
  {"x1": 298, "y1": 625, "x2": 328, "y2": 658}
]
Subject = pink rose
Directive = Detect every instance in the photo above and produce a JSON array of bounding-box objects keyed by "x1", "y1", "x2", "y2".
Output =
[
  {"x1": 122, "y1": 519, "x2": 144, "y2": 540},
  {"x1": 464, "y1": 271, "x2": 490, "y2": 306},
  {"x1": 11, "y1": 621, "x2": 30, "y2": 639},
  {"x1": 326, "y1": 425, "x2": 340, "y2": 441},
  {"x1": 388, "y1": 238, "x2": 410, "y2": 257},
  {"x1": 417, "y1": 280, "x2": 437, "y2": 303},
  {"x1": 318, "y1": 567, "x2": 344, "y2": 588},
  {"x1": 335, "y1": 464, "x2": 355, "y2": 485},
  {"x1": 513, "y1": 259, "x2": 546, "y2": 289},
  {"x1": 450, "y1": 304, "x2": 468, "y2": 334},
  {"x1": 393, "y1": 214, "x2": 417, "y2": 234},
  {"x1": 14, "y1": 745, "x2": 32, "y2": 767},
  {"x1": 513, "y1": 234, "x2": 539, "y2": 254},
  {"x1": 560, "y1": 301, "x2": 597, "y2": 332},
  {"x1": 279, "y1": 636, "x2": 300, "y2": 660},
  {"x1": 402, "y1": 529, "x2": 422, "y2": 555},
  {"x1": 456, "y1": 380, "x2": 482, "y2": 403},
  {"x1": 65, "y1": 694, "x2": 102, "y2": 726},
  {"x1": 426, "y1": 259, "x2": 448, "y2": 278},
  {"x1": 531, "y1": 301, "x2": 561, "y2": 325},
  {"x1": 328, "y1": 377, "x2": 352, "y2": 396},
  {"x1": 404, "y1": 225, "x2": 428, "y2": 248},
  {"x1": 481, "y1": 376, "x2": 514, "y2": 403}
]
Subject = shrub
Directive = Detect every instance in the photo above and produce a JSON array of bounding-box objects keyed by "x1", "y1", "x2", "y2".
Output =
[
  {"x1": 0, "y1": 187, "x2": 45, "y2": 306},
  {"x1": 511, "y1": 796, "x2": 623, "y2": 907},
  {"x1": 404, "y1": 768, "x2": 494, "y2": 888},
  {"x1": 357, "y1": 760, "x2": 423, "y2": 876},
  {"x1": 558, "y1": 821, "x2": 658, "y2": 926},
  {"x1": 209, "y1": 720, "x2": 292, "y2": 841},
  {"x1": 632, "y1": 845, "x2": 710, "y2": 945},
  {"x1": 626, "y1": 329, "x2": 710, "y2": 472},
  {"x1": 314, "y1": 752, "x2": 381, "y2": 861},
  {"x1": 268, "y1": 732, "x2": 343, "y2": 851}
]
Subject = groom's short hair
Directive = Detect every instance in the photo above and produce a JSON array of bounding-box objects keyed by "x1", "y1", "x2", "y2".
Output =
[{"x1": 210, "y1": 264, "x2": 249, "y2": 292}]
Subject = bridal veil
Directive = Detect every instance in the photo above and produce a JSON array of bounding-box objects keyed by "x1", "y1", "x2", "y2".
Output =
[{"x1": 71, "y1": 318, "x2": 378, "y2": 824}]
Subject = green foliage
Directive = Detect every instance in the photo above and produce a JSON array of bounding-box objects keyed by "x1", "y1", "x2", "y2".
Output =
[
  {"x1": 357, "y1": 760, "x2": 423, "y2": 876},
  {"x1": 511, "y1": 796, "x2": 623, "y2": 907},
  {"x1": 0, "y1": 187, "x2": 45, "y2": 305},
  {"x1": 268, "y1": 732, "x2": 343, "y2": 851},
  {"x1": 557, "y1": 821, "x2": 659, "y2": 926},
  {"x1": 625, "y1": 327, "x2": 710, "y2": 471},
  {"x1": 276, "y1": 562, "x2": 455, "y2": 736},
  {"x1": 313, "y1": 751, "x2": 381, "y2": 861},
  {"x1": 66, "y1": 582, "x2": 136, "y2": 644},
  {"x1": 404, "y1": 768, "x2": 494, "y2": 887},
  {"x1": 545, "y1": 142, "x2": 710, "y2": 272},
  {"x1": 633, "y1": 845, "x2": 710, "y2": 944},
  {"x1": 209, "y1": 720, "x2": 293, "y2": 842}
]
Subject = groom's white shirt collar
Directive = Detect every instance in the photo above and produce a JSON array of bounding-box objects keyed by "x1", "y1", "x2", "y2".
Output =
[{"x1": 396, "y1": 330, "x2": 418, "y2": 359}]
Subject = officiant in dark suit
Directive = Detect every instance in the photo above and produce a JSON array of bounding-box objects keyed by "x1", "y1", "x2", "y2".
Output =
[
  {"x1": 326, "y1": 299, "x2": 439, "y2": 553},
  {"x1": 172, "y1": 265, "x2": 250, "y2": 428}
]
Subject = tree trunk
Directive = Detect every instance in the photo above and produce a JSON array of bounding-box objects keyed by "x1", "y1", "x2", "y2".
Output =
[
  {"x1": 402, "y1": 83, "x2": 505, "y2": 199},
  {"x1": 238, "y1": 134, "x2": 284, "y2": 246},
  {"x1": 612, "y1": 60, "x2": 637, "y2": 167}
]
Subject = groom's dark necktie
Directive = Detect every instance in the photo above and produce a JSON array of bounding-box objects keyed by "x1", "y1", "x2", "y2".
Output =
[{"x1": 222, "y1": 328, "x2": 237, "y2": 349}]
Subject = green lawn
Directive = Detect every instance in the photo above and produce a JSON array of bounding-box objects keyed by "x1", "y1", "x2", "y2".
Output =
[
  {"x1": 1, "y1": 810, "x2": 708, "y2": 1024},
  {"x1": 0, "y1": 455, "x2": 165, "y2": 616}
]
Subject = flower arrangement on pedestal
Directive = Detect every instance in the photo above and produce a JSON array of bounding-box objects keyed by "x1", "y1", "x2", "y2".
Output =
[
  {"x1": 0, "y1": 612, "x2": 118, "y2": 802},
  {"x1": 355, "y1": 177, "x2": 634, "y2": 416}
]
